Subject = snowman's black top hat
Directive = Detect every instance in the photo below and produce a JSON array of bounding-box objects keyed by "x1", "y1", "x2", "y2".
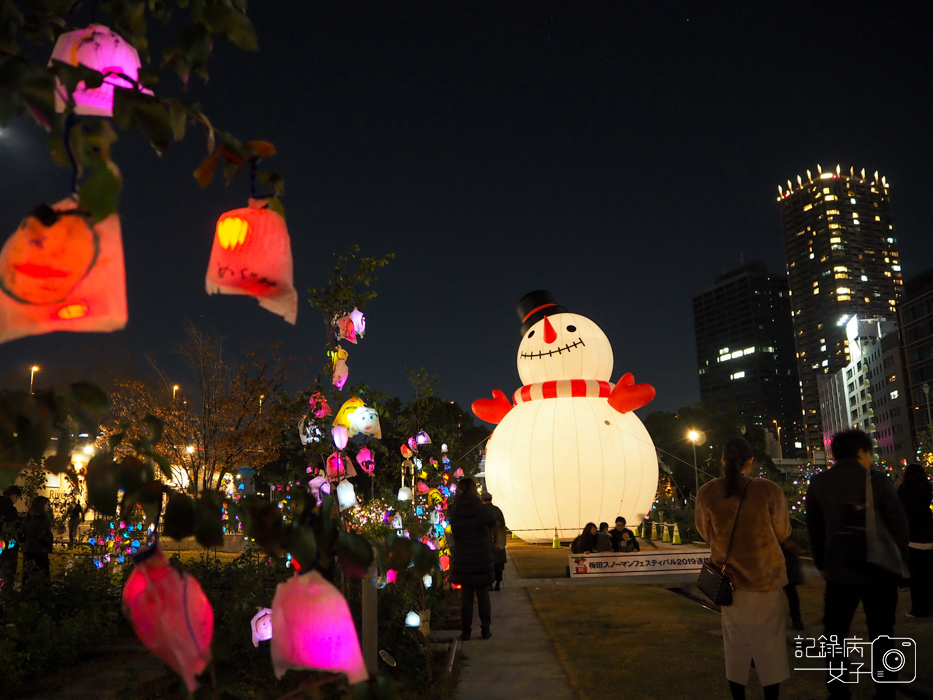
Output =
[{"x1": 517, "y1": 290, "x2": 568, "y2": 335}]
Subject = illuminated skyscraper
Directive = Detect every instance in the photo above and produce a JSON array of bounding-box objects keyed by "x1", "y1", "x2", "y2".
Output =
[
  {"x1": 777, "y1": 165, "x2": 903, "y2": 454},
  {"x1": 693, "y1": 262, "x2": 802, "y2": 457}
]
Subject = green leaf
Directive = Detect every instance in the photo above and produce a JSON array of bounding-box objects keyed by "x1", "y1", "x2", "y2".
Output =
[
  {"x1": 193, "y1": 148, "x2": 221, "y2": 188},
  {"x1": 193, "y1": 493, "x2": 224, "y2": 548},
  {"x1": 86, "y1": 454, "x2": 118, "y2": 515},
  {"x1": 43, "y1": 453, "x2": 71, "y2": 473},
  {"x1": 288, "y1": 525, "x2": 318, "y2": 571},
  {"x1": 149, "y1": 452, "x2": 173, "y2": 479},
  {"x1": 266, "y1": 197, "x2": 285, "y2": 222},
  {"x1": 167, "y1": 99, "x2": 187, "y2": 141},
  {"x1": 143, "y1": 413, "x2": 164, "y2": 446},
  {"x1": 69, "y1": 382, "x2": 108, "y2": 413},
  {"x1": 241, "y1": 500, "x2": 287, "y2": 556},
  {"x1": 162, "y1": 492, "x2": 195, "y2": 540},
  {"x1": 132, "y1": 94, "x2": 173, "y2": 151},
  {"x1": 202, "y1": 4, "x2": 258, "y2": 51},
  {"x1": 115, "y1": 455, "x2": 149, "y2": 495},
  {"x1": 138, "y1": 480, "x2": 165, "y2": 525},
  {"x1": 385, "y1": 537, "x2": 412, "y2": 572},
  {"x1": 78, "y1": 163, "x2": 121, "y2": 224},
  {"x1": 410, "y1": 540, "x2": 439, "y2": 577},
  {"x1": 108, "y1": 432, "x2": 126, "y2": 450},
  {"x1": 336, "y1": 530, "x2": 374, "y2": 579}
]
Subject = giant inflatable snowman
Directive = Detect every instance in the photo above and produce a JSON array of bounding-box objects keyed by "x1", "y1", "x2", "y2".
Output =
[{"x1": 472, "y1": 290, "x2": 659, "y2": 542}]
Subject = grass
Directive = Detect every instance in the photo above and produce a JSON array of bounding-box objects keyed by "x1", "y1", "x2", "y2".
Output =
[{"x1": 509, "y1": 540, "x2": 933, "y2": 700}]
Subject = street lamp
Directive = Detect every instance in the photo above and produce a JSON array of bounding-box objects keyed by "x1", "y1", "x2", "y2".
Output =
[
  {"x1": 687, "y1": 430, "x2": 700, "y2": 496},
  {"x1": 773, "y1": 420, "x2": 782, "y2": 459},
  {"x1": 172, "y1": 385, "x2": 179, "y2": 401},
  {"x1": 30, "y1": 365, "x2": 39, "y2": 393}
]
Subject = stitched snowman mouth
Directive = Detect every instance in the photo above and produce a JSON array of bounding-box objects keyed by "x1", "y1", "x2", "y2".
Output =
[{"x1": 520, "y1": 338, "x2": 585, "y2": 359}]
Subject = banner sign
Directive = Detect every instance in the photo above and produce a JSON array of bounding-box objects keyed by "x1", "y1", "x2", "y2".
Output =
[{"x1": 569, "y1": 549, "x2": 711, "y2": 578}]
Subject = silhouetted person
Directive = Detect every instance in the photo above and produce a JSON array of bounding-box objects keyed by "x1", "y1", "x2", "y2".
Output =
[
  {"x1": 482, "y1": 492, "x2": 508, "y2": 591},
  {"x1": 0, "y1": 485, "x2": 22, "y2": 594},
  {"x1": 449, "y1": 478, "x2": 497, "y2": 640},
  {"x1": 21, "y1": 496, "x2": 53, "y2": 588},
  {"x1": 898, "y1": 463, "x2": 933, "y2": 619}
]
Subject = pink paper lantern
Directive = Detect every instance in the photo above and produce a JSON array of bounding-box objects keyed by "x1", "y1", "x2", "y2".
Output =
[
  {"x1": 331, "y1": 425, "x2": 349, "y2": 450},
  {"x1": 415, "y1": 481, "x2": 430, "y2": 495},
  {"x1": 49, "y1": 24, "x2": 151, "y2": 117},
  {"x1": 407, "y1": 436, "x2": 418, "y2": 453},
  {"x1": 336, "y1": 314, "x2": 356, "y2": 344},
  {"x1": 416, "y1": 430, "x2": 431, "y2": 445},
  {"x1": 356, "y1": 446, "x2": 375, "y2": 474},
  {"x1": 205, "y1": 199, "x2": 297, "y2": 324},
  {"x1": 330, "y1": 347, "x2": 349, "y2": 389},
  {"x1": 121, "y1": 547, "x2": 213, "y2": 693},
  {"x1": 326, "y1": 452, "x2": 356, "y2": 479},
  {"x1": 349, "y1": 307, "x2": 366, "y2": 337},
  {"x1": 271, "y1": 571, "x2": 368, "y2": 684},
  {"x1": 309, "y1": 392, "x2": 333, "y2": 418}
]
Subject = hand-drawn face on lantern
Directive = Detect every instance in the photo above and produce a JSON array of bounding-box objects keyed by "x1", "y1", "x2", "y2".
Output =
[
  {"x1": 333, "y1": 397, "x2": 364, "y2": 429},
  {"x1": 516, "y1": 312, "x2": 613, "y2": 384},
  {"x1": 50, "y1": 24, "x2": 150, "y2": 117},
  {"x1": 0, "y1": 199, "x2": 126, "y2": 345},
  {"x1": 356, "y1": 446, "x2": 375, "y2": 474},
  {"x1": 0, "y1": 207, "x2": 97, "y2": 305},
  {"x1": 348, "y1": 406, "x2": 381, "y2": 439},
  {"x1": 205, "y1": 199, "x2": 297, "y2": 324},
  {"x1": 251, "y1": 607, "x2": 273, "y2": 647}
]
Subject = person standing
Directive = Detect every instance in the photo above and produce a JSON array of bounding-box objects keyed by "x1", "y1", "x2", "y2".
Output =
[
  {"x1": 481, "y1": 492, "x2": 508, "y2": 591},
  {"x1": 448, "y1": 478, "x2": 497, "y2": 640},
  {"x1": 897, "y1": 463, "x2": 933, "y2": 619},
  {"x1": 21, "y1": 496, "x2": 54, "y2": 588},
  {"x1": 0, "y1": 485, "x2": 23, "y2": 593},
  {"x1": 696, "y1": 438, "x2": 791, "y2": 700},
  {"x1": 67, "y1": 499, "x2": 83, "y2": 547},
  {"x1": 806, "y1": 429, "x2": 909, "y2": 700}
]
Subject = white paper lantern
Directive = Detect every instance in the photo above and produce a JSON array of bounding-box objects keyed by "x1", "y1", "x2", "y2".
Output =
[
  {"x1": 332, "y1": 425, "x2": 349, "y2": 450},
  {"x1": 397, "y1": 487, "x2": 413, "y2": 502},
  {"x1": 336, "y1": 480, "x2": 357, "y2": 510}
]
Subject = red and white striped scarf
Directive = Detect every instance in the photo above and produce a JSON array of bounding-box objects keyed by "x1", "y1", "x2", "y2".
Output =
[{"x1": 513, "y1": 379, "x2": 614, "y2": 404}]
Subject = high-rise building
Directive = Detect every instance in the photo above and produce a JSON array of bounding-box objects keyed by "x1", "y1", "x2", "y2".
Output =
[
  {"x1": 693, "y1": 261, "x2": 801, "y2": 456},
  {"x1": 777, "y1": 165, "x2": 903, "y2": 454},
  {"x1": 899, "y1": 267, "x2": 933, "y2": 452}
]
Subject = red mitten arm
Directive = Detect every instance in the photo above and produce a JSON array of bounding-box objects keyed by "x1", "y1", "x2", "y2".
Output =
[
  {"x1": 472, "y1": 390, "x2": 513, "y2": 424},
  {"x1": 608, "y1": 373, "x2": 656, "y2": 414}
]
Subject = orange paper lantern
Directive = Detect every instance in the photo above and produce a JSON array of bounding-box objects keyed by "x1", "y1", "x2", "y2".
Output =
[
  {"x1": 0, "y1": 198, "x2": 127, "y2": 345},
  {"x1": 205, "y1": 199, "x2": 296, "y2": 324}
]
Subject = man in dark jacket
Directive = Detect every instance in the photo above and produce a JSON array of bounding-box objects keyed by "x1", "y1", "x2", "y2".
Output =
[
  {"x1": 610, "y1": 516, "x2": 640, "y2": 552},
  {"x1": 482, "y1": 492, "x2": 507, "y2": 591},
  {"x1": 448, "y1": 478, "x2": 497, "y2": 640},
  {"x1": 806, "y1": 429, "x2": 909, "y2": 700}
]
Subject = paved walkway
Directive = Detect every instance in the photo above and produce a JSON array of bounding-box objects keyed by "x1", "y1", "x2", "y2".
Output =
[{"x1": 454, "y1": 558, "x2": 576, "y2": 700}]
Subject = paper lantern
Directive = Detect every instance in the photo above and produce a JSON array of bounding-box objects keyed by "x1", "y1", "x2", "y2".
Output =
[
  {"x1": 333, "y1": 397, "x2": 364, "y2": 429},
  {"x1": 415, "y1": 481, "x2": 429, "y2": 495},
  {"x1": 297, "y1": 416, "x2": 322, "y2": 445},
  {"x1": 404, "y1": 610, "x2": 421, "y2": 627},
  {"x1": 355, "y1": 446, "x2": 375, "y2": 474},
  {"x1": 397, "y1": 487, "x2": 413, "y2": 502},
  {"x1": 336, "y1": 480, "x2": 357, "y2": 510},
  {"x1": 400, "y1": 445, "x2": 412, "y2": 459},
  {"x1": 251, "y1": 608, "x2": 273, "y2": 647},
  {"x1": 336, "y1": 314, "x2": 357, "y2": 344},
  {"x1": 453, "y1": 468, "x2": 464, "y2": 478},
  {"x1": 439, "y1": 554, "x2": 450, "y2": 571},
  {"x1": 472, "y1": 291, "x2": 658, "y2": 541},
  {"x1": 0, "y1": 199, "x2": 127, "y2": 345},
  {"x1": 121, "y1": 547, "x2": 213, "y2": 693},
  {"x1": 349, "y1": 308, "x2": 366, "y2": 337},
  {"x1": 415, "y1": 430, "x2": 431, "y2": 445},
  {"x1": 309, "y1": 392, "x2": 333, "y2": 418},
  {"x1": 205, "y1": 199, "x2": 297, "y2": 324},
  {"x1": 49, "y1": 24, "x2": 151, "y2": 116},
  {"x1": 427, "y1": 489, "x2": 443, "y2": 506},
  {"x1": 406, "y1": 437, "x2": 418, "y2": 453},
  {"x1": 391, "y1": 513, "x2": 403, "y2": 531},
  {"x1": 270, "y1": 571, "x2": 368, "y2": 684},
  {"x1": 348, "y1": 406, "x2": 381, "y2": 439},
  {"x1": 329, "y1": 347, "x2": 349, "y2": 389},
  {"x1": 326, "y1": 452, "x2": 355, "y2": 479},
  {"x1": 308, "y1": 474, "x2": 327, "y2": 503},
  {"x1": 332, "y1": 425, "x2": 349, "y2": 450},
  {"x1": 441, "y1": 443, "x2": 448, "y2": 454}
]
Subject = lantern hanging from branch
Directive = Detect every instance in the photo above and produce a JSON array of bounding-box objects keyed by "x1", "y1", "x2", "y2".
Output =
[
  {"x1": 329, "y1": 346, "x2": 349, "y2": 389},
  {"x1": 336, "y1": 479, "x2": 357, "y2": 510},
  {"x1": 331, "y1": 425, "x2": 349, "y2": 450},
  {"x1": 250, "y1": 607, "x2": 273, "y2": 647},
  {"x1": 49, "y1": 24, "x2": 151, "y2": 117},
  {"x1": 270, "y1": 571, "x2": 368, "y2": 684},
  {"x1": 0, "y1": 199, "x2": 127, "y2": 345},
  {"x1": 121, "y1": 547, "x2": 213, "y2": 693},
  {"x1": 297, "y1": 416, "x2": 322, "y2": 445},
  {"x1": 309, "y1": 392, "x2": 333, "y2": 418},
  {"x1": 335, "y1": 314, "x2": 356, "y2": 344},
  {"x1": 326, "y1": 452, "x2": 355, "y2": 479},
  {"x1": 356, "y1": 446, "x2": 375, "y2": 474},
  {"x1": 415, "y1": 430, "x2": 431, "y2": 445},
  {"x1": 333, "y1": 397, "x2": 364, "y2": 429},
  {"x1": 205, "y1": 198, "x2": 297, "y2": 324}
]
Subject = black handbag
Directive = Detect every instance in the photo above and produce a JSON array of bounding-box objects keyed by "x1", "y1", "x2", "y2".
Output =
[{"x1": 697, "y1": 480, "x2": 750, "y2": 606}]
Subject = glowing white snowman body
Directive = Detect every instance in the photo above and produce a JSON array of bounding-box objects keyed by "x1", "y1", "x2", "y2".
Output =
[{"x1": 476, "y1": 305, "x2": 658, "y2": 542}]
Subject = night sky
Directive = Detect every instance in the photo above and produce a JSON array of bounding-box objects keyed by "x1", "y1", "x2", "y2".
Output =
[{"x1": 1, "y1": 1, "x2": 932, "y2": 418}]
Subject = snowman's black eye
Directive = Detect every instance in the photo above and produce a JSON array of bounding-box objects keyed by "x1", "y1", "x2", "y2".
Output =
[
  {"x1": 566, "y1": 325, "x2": 577, "y2": 333},
  {"x1": 528, "y1": 330, "x2": 535, "y2": 338}
]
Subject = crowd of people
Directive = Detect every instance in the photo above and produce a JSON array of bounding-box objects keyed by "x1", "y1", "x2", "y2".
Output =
[
  {"x1": 570, "y1": 517, "x2": 641, "y2": 554},
  {"x1": 0, "y1": 485, "x2": 56, "y2": 596}
]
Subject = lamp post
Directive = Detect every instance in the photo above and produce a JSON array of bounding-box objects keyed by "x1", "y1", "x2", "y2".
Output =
[
  {"x1": 688, "y1": 430, "x2": 700, "y2": 497},
  {"x1": 30, "y1": 365, "x2": 39, "y2": 393},
  {"x1": 172, "y1": 384, "x2": 179, "y2": 402},
  {"x1": 773, "y1": 420, "x2": 782, "y2": 460}
]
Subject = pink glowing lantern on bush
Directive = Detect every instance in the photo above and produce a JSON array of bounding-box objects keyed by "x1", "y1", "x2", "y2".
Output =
[
  {"x1": 336, "y1": 314, "x2": 357, "y2": 344},
  {"x1": 121, "y1": 547, "x2": 213, "y2": 693},
  {"x1": 309, "y1": 392, "x2": 333, "y2": 417},
  {"x1": 49, "y1": 24, "x2": 151, "y2": 117},
  {"x1": 250, "y1": 608, "x2": 273, "y2": 647},
  {"x1": 415, "y1": 481, "x2": 430, "y2": 495},
  {"x1": 329, "y1": 347, "x2": 349, "y2": 389},
  {"x1": 270, "y1": 571, "x2": 369, "y2": 684},
  {"x1": 205, "y1": 199, "x2": 297, "y2": 323},
  {"x1": 356, "y1": 446, "x2": 375, "y2": 474},
  {"x1": 326, "y1": 452, "x2": 355, "y2": 479},
  {"x1": 0, "y1": 198, "x2": 127, "y2": 345}
]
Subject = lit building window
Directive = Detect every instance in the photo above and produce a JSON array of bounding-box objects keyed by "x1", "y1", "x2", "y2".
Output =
[
  {"x1": 825, "y1": 194, "x2": 837, "y2": 201},
  {"x1": 730, "y1": 371, "x2": 746, "y2": 380},
  {"x1": 890, "y1": 390, "x2": 899, "y2": 400}
]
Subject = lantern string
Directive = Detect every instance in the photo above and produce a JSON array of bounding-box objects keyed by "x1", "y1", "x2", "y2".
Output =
[{"x1": 63, "y1": 111, "x2": 79, "y2": 194}]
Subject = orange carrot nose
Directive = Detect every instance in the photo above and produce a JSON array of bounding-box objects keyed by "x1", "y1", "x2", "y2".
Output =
[{"x1": 543, "y1": 315, "x2": 557, "y2": 344}]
